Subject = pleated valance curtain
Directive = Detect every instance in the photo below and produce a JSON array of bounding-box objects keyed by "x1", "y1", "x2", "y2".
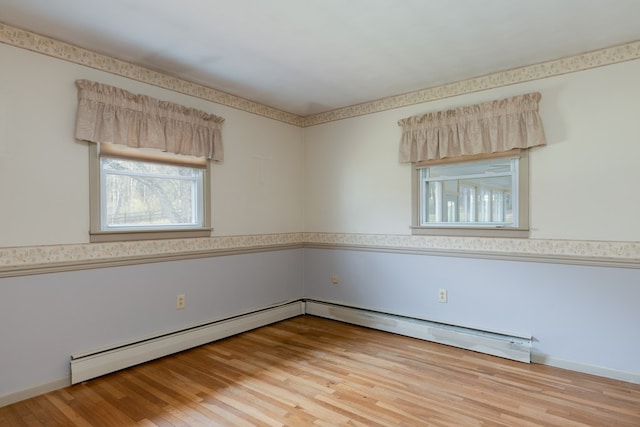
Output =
[
  {"x1": 398, "y1": 93, "x2": 546, "y2": 163},
  {"x1": 74, "y1": 80, "x2": 225, "y2": 161}
]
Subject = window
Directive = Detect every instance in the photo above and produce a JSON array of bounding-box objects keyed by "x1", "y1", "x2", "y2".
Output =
[
  {"x1": 412, "y1": 151, "x2": 529, "y2": 237},
  {"x1": 398, "y1": 93, "x2": 545, "y2": 237},
  {"x1": 89, "y1": 144, "x2": 212, "y2": 242},
  {"x1": 420, "y1": 157, "x2": 516, "y2": 226},
  {"x1": 101, "y1": 158, "x2": 203, "y2": 229},
  {"x1": 74, "y1": 80, "x2": 223, "y2": 242}
]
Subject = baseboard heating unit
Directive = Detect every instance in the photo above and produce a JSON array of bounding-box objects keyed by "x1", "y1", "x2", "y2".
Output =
[
  {"x1": 70, "y1": 301, "x2": 305, "y2": 384},
  {"x1": 304, "y1": 300, "x2": 532, "y2": 363},
  {"x1": 71, "y1": 299, "x2": 531, "y2": 385}
]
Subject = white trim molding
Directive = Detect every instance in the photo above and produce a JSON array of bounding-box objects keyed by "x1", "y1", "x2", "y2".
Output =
[
  {"x1": 305, "y1": 300, "x2": 532, "y2": 363},
  {"x1": 531, "y1": 352, "x2": 640, "y2": 385},
  {"x1": 1, "y1": 301, "x2": 637, "y2": 407},
  {"x1": 305, "y1": 300, "x2": 640, "y2": 384},
  {"x1": 0, "y1": 377, "x2": 71, "y2": 408}
]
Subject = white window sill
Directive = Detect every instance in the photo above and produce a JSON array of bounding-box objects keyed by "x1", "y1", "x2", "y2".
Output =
[
  {"x1": 410, "y1": 226, "x2": 529, "y2": 238},
  {"x1": 90, "y1": 228, "x2": 212, "y2": 243}
]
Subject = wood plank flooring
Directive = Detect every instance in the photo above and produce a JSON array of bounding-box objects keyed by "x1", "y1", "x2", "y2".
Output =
[{"x1": 1, "y1": 315, "x2": 639, "y2": 426}]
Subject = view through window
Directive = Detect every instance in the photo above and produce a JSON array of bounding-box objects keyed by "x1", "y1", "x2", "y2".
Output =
[
  {"x1": 100, "y1": 157, "x2": 204, "y2": 231},
  {"x1": 419, "y1": 157, "x2": 518, "y2": 227}
]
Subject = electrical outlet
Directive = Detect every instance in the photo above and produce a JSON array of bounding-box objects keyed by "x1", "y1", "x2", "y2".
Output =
[
  {"x1": 331, "y1": 276, "x2": 339, "y2": 284},
  {"x1": 176, "y1": 294, "x2": 185, "y2": 309},
  {"x1": 438, "y1": 289, "x2": 448, "y2": 303}
]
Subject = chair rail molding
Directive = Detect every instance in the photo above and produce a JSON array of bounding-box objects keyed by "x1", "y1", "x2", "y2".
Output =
[{"x1": 1, "y1": 233, "x2": 639, "y2": 277}]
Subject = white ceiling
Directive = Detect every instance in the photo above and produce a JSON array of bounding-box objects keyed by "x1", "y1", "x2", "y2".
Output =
[{"x1": 2, "y1": 0, "x2": 640, "y2": 116}]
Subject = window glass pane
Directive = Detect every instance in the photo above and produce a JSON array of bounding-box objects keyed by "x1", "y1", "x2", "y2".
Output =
[
  {"x1": 423, "y1": 181, "x2": 439, "y2": 223},
  {"x1": 102, "y1": 157, "x2": 202, "y2": 229},
  {"x1": 419, "y1": 158, "x2": 517, "y2": 227}
]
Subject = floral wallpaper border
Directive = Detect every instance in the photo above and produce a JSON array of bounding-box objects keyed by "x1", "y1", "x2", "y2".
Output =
[
  {"x1": 1, "y1": 22, "x2": 639, "y2": 128},
  {"x1": 304, "y1": 233, "x2": 640, "y2": 262},
  {"x1": 0, "y1": 233, "x2": 304, "y2": 269},
  {"x1": 303, "y1": 41, "x2": 640, "y2": 126},
  {"x1": 1, "y1": 24, "x2": 639, "y2": 273},
  {"x1": 0, "y1": 22, "x2": 305, "y2": 127},
  {"x1": 1, "y1": 233, "x2": 638, "y2": 275}
]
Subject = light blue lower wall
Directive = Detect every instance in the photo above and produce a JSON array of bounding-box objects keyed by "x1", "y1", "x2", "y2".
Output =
[
  {"x1": 3, "y1": 246, "x2": 639, "y2": 400},
  {"x1": 0, "y1": 249, "x2": 304, "y2": 398},
  {"x1": 303, "y1": 248, "x2": 640, "y2": 375}
]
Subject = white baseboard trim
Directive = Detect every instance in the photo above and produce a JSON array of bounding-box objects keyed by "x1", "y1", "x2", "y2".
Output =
[
  {"x1": 0, "y1": 377, "x2": 71, "y2": 408},
  {"x1": 531, "y1": 352, "x2": 640, "y2": 384},
  {"x1": 71, "y1": 301, "x2": 305, "y2": 384},
  {"x1": 304, "y1": 300, "x2": 532, "y2": 363},
  {"x1": 4, "y1": 301, "x2": 637, "y2": 408},
  {"x1": 306, "y1": 300, "x2": 640, "y2": 384}
]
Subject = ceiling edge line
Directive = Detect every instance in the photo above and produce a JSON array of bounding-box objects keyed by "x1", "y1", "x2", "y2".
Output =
[
  {"x1": 1, "y1": 22, "x2": 638, "y2": 129},
  {"x1": 302, "y1": 40, "x2": 640, "y2": 127},
  {"x1": 0, "y1": 21, "x2": 305, "y2": 127}
]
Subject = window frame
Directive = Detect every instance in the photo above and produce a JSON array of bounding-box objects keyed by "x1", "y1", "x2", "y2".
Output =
[
  {"x1": 411, "y1": 150, "x2": 530, "y2": 238},
  {"x1": 89, "y1": 144, "x2": 212, "y2": 243}
]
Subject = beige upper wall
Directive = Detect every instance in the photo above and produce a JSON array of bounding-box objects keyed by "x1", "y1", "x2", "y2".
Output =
[
  {"x1": 2, "y1": 34, "x2": 639, "y2": 248},
  {"x1": 0, "y1": 43, "x2": 304, "y2": 248},
  {"x1": 304, "y1": 59, "x2": 640, "y2": 242}
]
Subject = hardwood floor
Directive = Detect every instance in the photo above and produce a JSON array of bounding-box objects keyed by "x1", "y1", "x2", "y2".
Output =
[{"x1": 1, "y1": 316, "x2": 639, "y2": 426}]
